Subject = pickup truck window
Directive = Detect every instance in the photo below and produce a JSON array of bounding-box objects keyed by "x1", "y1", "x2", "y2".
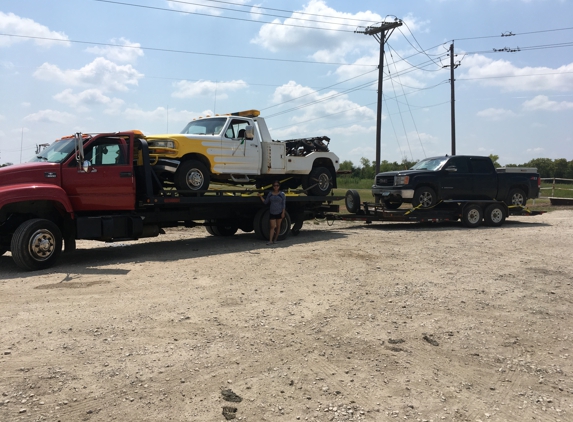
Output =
[
  {"x1": 180, "y1": 118, "x2": 226, "y2": 136},
  {"x1": 470, "y1": 158, "x2": 493, "y2": 174},
  {"x1": 410, "y1": 157, "x2": 449, "y2": 171},
  {"x1": 29, "y1": 138, "x2": 76, "y2": 164},
  {"x1": 446, "y1": 157, "x2": 469, "y2": 173}
]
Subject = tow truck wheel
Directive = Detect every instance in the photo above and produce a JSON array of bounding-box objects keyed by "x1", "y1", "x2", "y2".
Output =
[
  {"x1": 0, "y1": 246, "x2": 7, "y2": 256},
  {"x1": 484, "y1": 204, "x2": 506, "y2": 227},
  {"x1": 506, "y1": 188, "x2": 527, "y2": 207},
  {"x1": 461, "y1": 204, "x2": 483, "y2": 228},
  {"x1": 253, "y1": 209, "x2": 291, "y2": 240},
  {"x1": 175, "y1": 160, "x2": 210, "y2": 195},
  {"x1": 306, "y1": 167, "x2": 333, "y2": 196},
  {"x1": 412, "y1": 187, "x2": 437, "y2": 208},
  {"x1": 11, "y1": 219, "x2": 63, "y2": 271},
  {"x1": 345, "y1": 190, "x2": 361, "y2": 214},
  {"x1": 211, "y1": 221, "x2": 239, "y2": 236}
]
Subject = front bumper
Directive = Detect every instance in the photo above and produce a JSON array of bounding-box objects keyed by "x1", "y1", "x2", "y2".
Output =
[{"x1": 371, "y1": 186, "x2": 415, "y2": 199}]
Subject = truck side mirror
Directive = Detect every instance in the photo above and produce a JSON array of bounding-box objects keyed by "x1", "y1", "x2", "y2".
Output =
[
  {"x1": 445, "y1": 166, "x2": 457, "y2": 172},
  {"x1": 82, "y1": 160, "x2": 97, "y2": 173},
  {"x1": 245, "y1": 125, "x2": 255, "y2": 140}
]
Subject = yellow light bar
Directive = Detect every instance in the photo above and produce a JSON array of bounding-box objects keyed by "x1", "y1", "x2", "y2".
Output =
[{"x1": 231, "y1": 109, "x2": 260, "y2": 117}]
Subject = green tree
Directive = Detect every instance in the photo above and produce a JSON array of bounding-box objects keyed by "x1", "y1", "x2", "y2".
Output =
[
  {"x1": 359, "y1": 157, "x2": 375, "y2": 180},
  {"x1": 553, "y1": 158, "x2": 568, "y2": 178},
  {"x1": 488, "y1": 154, "x2": 501, "y2": 168},
  {"x1": 524, "y1": 158, "x2": 555, "y2": 178}
]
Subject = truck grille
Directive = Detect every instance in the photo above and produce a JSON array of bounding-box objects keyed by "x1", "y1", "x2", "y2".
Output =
[{"x1": 375, "y1": 176, "x2": 394, "y2": 186}]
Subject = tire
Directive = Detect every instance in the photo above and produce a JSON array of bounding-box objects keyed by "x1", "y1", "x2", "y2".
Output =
[
  {"x1": 10, "y1": 219, "x2": 63, "y2": 271},
  {"x1": 305, "y1": 167, "x2": 333, "y2": 196},
  {"x1": 383, "y1": 198, "x2": 402, "y2": 210},
  {"x1": 461, "y1": 204, "x2": 483, "y2": 228},
  {"x1": 174, "y1": 160, "x2": 210, "y2": 194},
  {"x1": 506, "y1": 188, "x2": 527, "y2": 207},
  {"x1": 0, "y1": 246, "x2": 7, "y2": 256},
  {"x1": 238, "y1": 219, "x2": 254, "y2": 233},
  {"x1": 205, "y1": 224, "x2": 216, "y2": 236},
  {"x1": 412, "y1": 186, "x2": 437, "y2": 208},
  {"x1": 484, "y1": 203, "x2": 506, "y2": 227},
  {"x1": 253, "y1": 208, "x2": 291, "y2": 240},
  {"x1": 211, "y1": 221, "x2": 239, "y2": 236},
  {"x1": 345, "y1": 189, "x2": 361, "y2": 214}
]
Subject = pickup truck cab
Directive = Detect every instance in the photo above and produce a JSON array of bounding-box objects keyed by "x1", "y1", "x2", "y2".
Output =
[
  {"x1": 147, "y1": 110, "x2": 339, "y2": 196},
  {"x1": 372, "y1": 155, "x2": 540, "y2": 209}
]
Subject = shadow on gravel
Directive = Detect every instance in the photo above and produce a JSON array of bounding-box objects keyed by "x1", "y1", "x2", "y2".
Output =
[
  {"x1": 336, "y1": 219, "x2": 551, "y2": 232},
  {"x1": 0, "y1": 229, "x2": 347, "y2": 279}
]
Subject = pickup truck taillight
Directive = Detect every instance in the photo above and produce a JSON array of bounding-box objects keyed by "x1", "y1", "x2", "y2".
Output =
[{"x1": 534, "y1": 176, "x2": 541, "y2": 187}]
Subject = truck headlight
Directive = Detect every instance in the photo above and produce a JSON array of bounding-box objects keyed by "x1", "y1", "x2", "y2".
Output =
[
  {"x1": 395, "y1": 175, "x2": 409, "y2": 185},
  {"x1": 150, "y1": 140, "x2": 175, "y2": 149}
]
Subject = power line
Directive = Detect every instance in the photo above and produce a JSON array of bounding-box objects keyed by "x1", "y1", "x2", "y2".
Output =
[
  {"x1": 92, "y1": 0, "x2": 357, "y2": 33},
  {"x1": 455, "y1": 26, "x2": 573, "y2": 41},
  {"x1": 0, "y1": 33, "x2": 374, "y2": 66}
]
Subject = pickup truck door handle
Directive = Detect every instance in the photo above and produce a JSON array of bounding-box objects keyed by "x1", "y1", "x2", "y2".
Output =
[{"x1": 120, "y1": 172, "x2": 132, "y2": 177}]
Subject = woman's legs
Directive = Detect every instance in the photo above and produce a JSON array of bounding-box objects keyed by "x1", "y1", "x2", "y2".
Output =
[
  {"x1": 273, "y1": 218, "x2": 283, "y2": 242},
  {"x1": 268, "y1": 219, "x2": 277, "y2": 244}
]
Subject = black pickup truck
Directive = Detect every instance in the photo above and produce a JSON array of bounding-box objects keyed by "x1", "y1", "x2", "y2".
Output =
[{"x1": 372, "y1": 155, "x2": 540, "y2": 209}]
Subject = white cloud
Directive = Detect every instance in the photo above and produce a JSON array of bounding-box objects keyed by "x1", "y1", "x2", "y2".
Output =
[
  {"x1": 462, "y1": 54, "x2": 573, "y2": 92},
  {"x1": 53, "y1": 88, "x2": 125, "y2": 113},
  {"x1": 477, "y1": 107, "x2": 518, "y2": 121},
  {"x1": 250, "y1": 5, "x2": 264, "y2": 20},
  {"x1": 123, "y1": 107, "x2": 203, "y2": 124},
  {"x1": 85, "y1": 38, "x2": 144, "y2": 63},
  {"x1": 172, "y1": 80, "x2": 247, "y2": 99},
  {"x1": 522, "y1": 95, "x2": 573, "y2": 112},
  {"x1": 167, "y1": 0, "x2": 249, "y2": 16},
  {"x1": 33, "y1": 57, "x2": 143, "y2": 92},
  {"x1": 0, "y1": 12, "x2": 70, "y2": 48},
  {"x1": 526, "y1": 147, "x2": 545, "y2": 155},
  {"x1": 23, "y1": 109, "x2": 74, "y2": 124}
]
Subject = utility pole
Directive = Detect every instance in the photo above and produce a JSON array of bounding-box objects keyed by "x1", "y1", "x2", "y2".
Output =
[
  {"x1": 443, "y1": 42, "x2": 460, "y2": 156},
  {"x1": 356, "y1": 20, "x2": 402, "y2": 174}
]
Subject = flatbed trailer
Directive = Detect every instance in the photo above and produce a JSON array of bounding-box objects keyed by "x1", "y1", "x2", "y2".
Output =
[{"x1": 326, "y1": 189, "x2": 544, "y2": 228}]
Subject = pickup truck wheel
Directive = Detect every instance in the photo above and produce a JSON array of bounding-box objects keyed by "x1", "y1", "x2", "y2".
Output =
[
  {"x1": 506, "y1": 188, "x2": 527, "y2": 207},
  {"x1": 11, "y1": 219, "x2": 62, "y2": 271},
  {"x1": 461, "y1": 204, "x2": 483, "y2": 228},
  {"x1": 412, "y1": 187, "x2": 437, "y2": 208},
  {"x1": 175, "y1": 160, "x2": 210, "y2": 195},
  {"x1": 345, "y1": 190, "x2": 361, "y2": 213},
  {"x1": 484, "y1": 203, "x2": 506, "y2": 227},
  {"x1": 383, "y1": 198, "x2": 402, "y2": 210},
  {"x1": 306, "y1": 167, "x2": 333, "y2": 196}
]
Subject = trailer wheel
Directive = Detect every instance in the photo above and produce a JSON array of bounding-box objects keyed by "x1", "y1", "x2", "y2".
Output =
[
  {"x1": 305, "y1": 167, "x2": 333, "y2": 196},
  {"x1": 11, "y1": 219, "x2": 62, "y2": 271},
  {"x1": 484, "y1": 203, "x2": 506, "y2": 227},
  {"x1": 345, "y1": 190, "x2": 361, "y2": 213},
  {"x1": 175, "y1": 160, "x2": 210, "y2": 195},
  {"x1": 211, "y1": 221, "x2": 239, "y2": 236},
  {"x1": 253, "y1": 209, "x2": 291, "y2": 240},
  {"x1": 383, "y1": 198, "x2": 402, "y2": 210},
  {"x1": 461, "y1": 204, "x2": 483, "y2": 228},
  {"x1": 506, "y1": 188, "x2": 527, "y2": 207},
  {"x1": 412, "y1": 187, "x2": 437, "y2": 208}
]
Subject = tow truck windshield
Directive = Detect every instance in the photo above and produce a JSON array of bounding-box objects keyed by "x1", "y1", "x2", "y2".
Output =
[
  {"x1": 180, "y1": 118, "x2": 227, "y2": 135},
  {"x1": 28, "y1": 138, "x2": 77, "y2": 164}
]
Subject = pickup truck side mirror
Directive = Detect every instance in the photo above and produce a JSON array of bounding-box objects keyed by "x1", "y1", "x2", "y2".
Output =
[
  {"x1": 244, "y1": 125, "x2": 255, "y2": 140},
  {"x1": 445, "y1": 166, "x2": 457, "y2": 172}
]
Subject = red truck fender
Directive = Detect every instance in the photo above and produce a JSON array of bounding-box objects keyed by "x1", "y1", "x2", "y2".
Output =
[{"x1": 0, "y1": 183, "x2": 75, "y2": 217}]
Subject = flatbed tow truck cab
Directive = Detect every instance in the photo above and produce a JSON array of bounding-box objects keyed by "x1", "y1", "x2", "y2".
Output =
[{"x1": 0, "y1": 131, "x2": 339, "y2": 271}]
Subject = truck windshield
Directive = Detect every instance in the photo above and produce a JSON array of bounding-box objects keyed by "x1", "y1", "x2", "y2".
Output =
[
  {"x1": 410, "y1": 157, "x2": 449, "y2": 171},
  {"x1": 180, "y1": 118, "x2": 227, "y2": 135},
  {"x1": 28, "y1": 138, "x2": 77, "y2": 164}
]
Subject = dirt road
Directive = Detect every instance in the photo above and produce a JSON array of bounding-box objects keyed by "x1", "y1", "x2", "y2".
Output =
[{"x1": 1, "y1": 210, "x2": 572, "y2": 421}]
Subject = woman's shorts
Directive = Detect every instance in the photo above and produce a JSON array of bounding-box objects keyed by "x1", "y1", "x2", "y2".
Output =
[{"x1": 269, "y1": 213, "x2": 283, "y2": 220}]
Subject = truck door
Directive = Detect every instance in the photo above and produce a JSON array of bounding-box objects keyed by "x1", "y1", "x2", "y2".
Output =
[
  {"x1": 61, "y1": 136, "x2": 135, "y2": 211},
  {"x1": 221, "y1": 119, "x2": 261, "y2": 175},
  {"x1": 469, "y1": 157, "x2": 497, "y2": 199},
  {"x1": 439, "y1": 156, "x2": 472, "y2": 199}
]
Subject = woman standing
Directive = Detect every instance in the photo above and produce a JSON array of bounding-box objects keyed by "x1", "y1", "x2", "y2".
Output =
[{"x1": 258, "y1": 181, "x2": 286, "y2": 245}]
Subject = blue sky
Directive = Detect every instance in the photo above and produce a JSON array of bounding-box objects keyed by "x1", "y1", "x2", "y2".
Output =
[{"x1": 1, "y1": 0, "x2": 572, "y2": 166}]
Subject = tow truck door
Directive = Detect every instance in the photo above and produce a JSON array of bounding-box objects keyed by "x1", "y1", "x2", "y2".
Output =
[
  {"x1": 61, "y1": 135, "x2": 135, "y2": 211},
  {"x1": 220, "y1": 119, "x2": 261, "y2": 175}
]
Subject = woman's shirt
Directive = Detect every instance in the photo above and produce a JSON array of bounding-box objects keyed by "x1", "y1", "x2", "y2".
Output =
[{"x1": 264, "y1": 191, "x2": 286, "y2": 215}]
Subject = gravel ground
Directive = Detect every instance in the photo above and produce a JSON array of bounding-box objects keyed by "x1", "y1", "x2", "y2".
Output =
[{"x1": 1, "y1": 209, "x2": 572, "y2": 421}]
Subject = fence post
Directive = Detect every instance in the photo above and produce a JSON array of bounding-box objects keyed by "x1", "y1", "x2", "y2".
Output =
[{"x1": 552, "y1": 178, "x2": 556, "y2": 197}]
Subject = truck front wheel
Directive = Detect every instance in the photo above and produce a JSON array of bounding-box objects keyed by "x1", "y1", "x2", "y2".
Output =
[
  {"x1": 412, "y1": 187, "x2": 437, "y2": 208},
  {"x1": 11, "y1": 219, "x2": 63, "y2": 271},
  {"x1": 175, "y1": 160, "x2": 210, "y2": 194},
  {"x1": 506, "y1": 188, "x2": 527, "y2": 207},
  {"x1": 305, "y1": 167, "x2": 333, "y2": 196}
]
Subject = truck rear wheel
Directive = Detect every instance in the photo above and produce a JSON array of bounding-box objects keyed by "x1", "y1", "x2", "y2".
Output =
[
  {"x1": 345, "y1": 190, "x2": 361, "y2": 214},
  {"x1": 175, "y1": 160, "x2": 210, "y2": 195},
  {"x1": 11, "y1": 219, "x2": 63, "y2": 271},
  {"x1": 305, "y1": 167, "x2": 333, "y2": 196},
  {"x1": 506, "y1": 188, "x2": 527, "y2": 207},
  {"x1": 211, "y1": 221, "x2": 239, "y2": 236},
  {"x1": 484, "y1": 203, "x2": 506, "y2": 227},
  {"x1": 253, "y1": 209, "x2": 291, "y2": 240},
  {"x1": 461, "y1": 204, "x2": 483, "y2": 228}
]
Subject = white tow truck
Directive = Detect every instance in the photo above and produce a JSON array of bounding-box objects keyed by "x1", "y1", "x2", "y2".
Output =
[{"x1": 147, "y1": 110, "x2": 340, "y2": 195}]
